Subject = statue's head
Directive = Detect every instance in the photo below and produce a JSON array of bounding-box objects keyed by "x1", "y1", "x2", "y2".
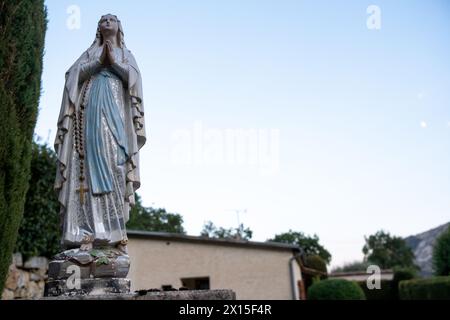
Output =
[{"x1": 93, "y1": 14, "x2": 125, "y2": 48}]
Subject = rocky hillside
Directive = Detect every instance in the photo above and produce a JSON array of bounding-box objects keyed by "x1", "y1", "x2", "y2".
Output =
[{"x1": 404, "y1": 222, "x2": 450, "y2": 277}]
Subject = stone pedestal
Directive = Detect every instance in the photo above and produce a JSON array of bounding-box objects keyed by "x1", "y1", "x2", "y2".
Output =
[
  {"x1": 45, "y1": 247, "x2": 131, "y2": 298},
  {"x1": 136, "y1": 289, "x2": 236, "y2": 300},
  {"x1": 45, "y1": 278, "x2": 130, "y2": 297},
  {"x1": 42, "y1": 289, "x2": 236, "y2": 300},
  {"x1": 48, "y1": 256, "x2": 129, "y2": 279}
]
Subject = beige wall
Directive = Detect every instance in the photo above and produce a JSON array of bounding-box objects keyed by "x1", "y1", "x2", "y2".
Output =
[
  {"x1": 329, "y1": 272, "x2": 394, "y2": 282},
  {"x1": 127, "y1": 238, "x2": 301, "y2": 300}
]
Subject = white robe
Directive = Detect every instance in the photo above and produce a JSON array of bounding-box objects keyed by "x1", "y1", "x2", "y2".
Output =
[{"x1": 54, "y1": 45, "x2": 146, "y2": 248}]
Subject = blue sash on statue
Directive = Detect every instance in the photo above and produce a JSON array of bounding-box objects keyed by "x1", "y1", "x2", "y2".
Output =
[{"x1": 85, "y1": 69, "x2": 129, "y2": 195}]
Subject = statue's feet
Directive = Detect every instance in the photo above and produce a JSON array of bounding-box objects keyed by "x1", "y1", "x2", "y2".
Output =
[
  {"x1": 80, "y1": 235, "x2": 94, "y2": 251},
  {"x1": 116, "y1": 239, "x2": 128, "y2": 254},
  {"x1": 80, "y1": 242, "x2": 93, "y2": 251}
]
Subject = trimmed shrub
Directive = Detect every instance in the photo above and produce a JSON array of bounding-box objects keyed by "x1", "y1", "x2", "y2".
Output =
[
  {"x1": 399, "y1": 276, "x2": 450, "y2": 300},
  {"x1": 308, "y1": 279, "x2": 366, "y2": 300}
]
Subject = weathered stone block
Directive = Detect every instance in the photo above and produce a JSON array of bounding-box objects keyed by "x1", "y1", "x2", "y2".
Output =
[
  {"x1": 12, "y1": 253, "x2": 23, "y2": 267},
  {"x1": 17, "y1": 270, "x2": 30, "y2": 288},
  {"x1": 4, "y1": 265, "x2": 19, "y2": 291},
  {"x1": 30, "y1": 269, "x2": 48, "y2": 281},
  {"x1": 90, "y1": 255, "x2": 130, "y2": 278},
  {"x1": 24, "y1": 257, "x2": 48, "y2": 270},
  {"x1": 48, "y1": 260, "x2": 91, "y2": 280},
  {"x1": 136, "y1": 289, "x2": 237, "y2": 300},
  {"x1": 26, "y1": 281, "x2": 43, "y2": 299},
  {"x1": 1, "y1": 289, "x2": 15, "y2": 300},
  {"x1": 48, "y1": 248, "x2": 130, "y2": 280},
  {"x1": 41, "y1": 289, "x2": 236, "y2": 300},
  {"x1": 44, "y1": 278, "x2": 131, "y2": 297}
]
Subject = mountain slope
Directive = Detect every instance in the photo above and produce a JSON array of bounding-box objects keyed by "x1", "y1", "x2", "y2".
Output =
[{"x1": 404, "y1": 222, "x2": 450, "y2": 277}]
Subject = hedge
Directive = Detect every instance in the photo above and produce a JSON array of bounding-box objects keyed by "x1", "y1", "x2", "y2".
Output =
[
  {"x1": 308, "y1": 279, "x2": 366, "y2": 300},
  {"x1": 399, "y1": 276, "x2": 450, "y2": 300},
  {"x1": 359, "y1": 280, "x2": 395, "y2": 300}
]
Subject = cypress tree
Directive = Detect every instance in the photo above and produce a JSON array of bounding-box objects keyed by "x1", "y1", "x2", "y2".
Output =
[{"x1": 0, "y1": 0, "x2": 47, "y2": 292}]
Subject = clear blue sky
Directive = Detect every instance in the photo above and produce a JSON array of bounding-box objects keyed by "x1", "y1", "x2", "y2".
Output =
[{"x1": 37, "y1": 0, "x2": 450, "y2": 267}]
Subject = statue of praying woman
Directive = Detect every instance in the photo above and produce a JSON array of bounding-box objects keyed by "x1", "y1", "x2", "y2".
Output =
[{"x1": 54, "y1": 14, "x2": 146, "y2": 255}]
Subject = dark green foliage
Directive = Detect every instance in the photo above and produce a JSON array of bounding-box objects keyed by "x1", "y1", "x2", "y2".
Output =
[
  {"x1": 200, "y1": 221, "x2": 253, "y2": 240},
  {"x1": 15, "y1": 142, "x2": 60, "y2": 260},
  {"x1": 126, "y1": 194, "x2": 185, "y2": 234},
  {"x1": 307, "y1": 279, "x2": 366, "y2": 300},
  {"x1": 360, "y1": 268, "x2": 416, "y2": 300},
  {"x1": 393, "y1": 267, "x2": 417, "y2": 281},
  {"x1": 269, "y1": 230, "x2": 331, "y2": 264},
  {"x1": 0, "y1": 0, "x2": 47, "y2": 292},
  {"x1": 391, "y1": 267, "x2": 417, "y2": 299},
  {"x1": 359, "y1": 280, "x2": 395, "y2": 300},
  {"x1": 331, "y1": 260, "x2": 370, "y2": 273},
  {"x1": 399, "y1": 276, "x2": 450, "y2": 300},
  {"x1": 363, "y1": 230, "x2": 416, "y2": 269},
  {"x1": 432, "y1": 226, "x2": 450, "y2": 276},
  {"x1": 304, "y1": 255, "x2": 328, "y2": 274}
]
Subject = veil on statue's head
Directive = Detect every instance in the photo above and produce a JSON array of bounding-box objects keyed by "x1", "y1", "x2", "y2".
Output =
[{"x1": 87, "y1": 14, "x2": 127, "y2": 61}]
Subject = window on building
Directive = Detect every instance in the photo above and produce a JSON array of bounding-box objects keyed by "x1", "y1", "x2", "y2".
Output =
[{"x1": 181, "y1": 277, "x2": 210, "y2": 290}]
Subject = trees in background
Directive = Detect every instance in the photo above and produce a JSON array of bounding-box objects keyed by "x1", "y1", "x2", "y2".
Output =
[
  {"x1": 15, "y1": 141, "x2": 60, "y2": 260},
  {"x1": 0, "y1": 0, "x2": 47, "y2": 292},
  {"x1": 126, "y1": 195, "x2": 185, "y2": 234},
  {"x1": 331, "y1": 260, "x2": 371, "y2": 273},
  {"x1": 433, "y1": 226, "x2": 450, "y2": 276},
  {"x1": 269, "y1": 230, "x2": 332, "y2": 265},
  {"x1": 363, "y1": 230, "x2": 416, "y2": 270},
  {"x1": 200, "y1": 221, "x2": 253, "y2": 240}
]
